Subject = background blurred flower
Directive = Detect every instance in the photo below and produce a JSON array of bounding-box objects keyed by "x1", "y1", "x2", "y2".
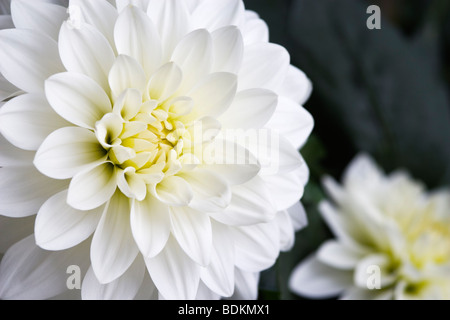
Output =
[
  {"x1": 289, "y1": 154, "x2": 450, "y2": 300},
  {"x1": 0, "y1": 0, "x2": 313, "y2": 300}
]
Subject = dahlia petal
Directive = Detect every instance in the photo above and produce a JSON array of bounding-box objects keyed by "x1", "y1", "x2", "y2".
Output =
[
  {"x1": 35, "y1": 190, "x2": 103, "y2": 251},
  {"x1": 82, "y1": 257, "x2": 145, "y2": 300},
  {"x1": 130, "y1": 195, "x2": 171, "y2": 258},
  {"x1": 262, "y1": 161, "x2": 309, "y2": 211},
  {"x1": 11, "y1": 0, "x2": 67, "y2": 40},
  {"x1": 219, "y1": 88, "x2": 277, "y2": 129},
  {"x1": 277, "y1": 210, "x2": 295, "y2": 252},
  {"x1": 171, "y1": 29, "x2": 213, "y2": 92},
  {"x1": 147, "y1": 0, "x2": 191, "y2": 61},
  {"x1": 117, "y1": 168, "x2": 147, "y2": 201},
  {"x1": 317, "y1": 240, "x2": 365, "y2": 270},
  {"x1": 0, "y1": 215, "x2": 34, "y2": 254},
  {"x1": 0, "y1": 94, "x2": 69, "y2": 151},
  {"x1": 233, "y1": 222, "x2": 280, "y2": 272},
  {"x1": 0, "y1": 29, "x2": 64, "y2": 93},
  {"x1": 265, "y1": 97, "x2": 314, "y2": 149},
  {"x1": 180, "y1": 169, "x2": 231, "y2": 212},
  {"x1": 147, "y1": 62, "x2": 182, "y2": 102},
  {"x1": 109, "y1": 55, "x2": 146, "y2": 100},
  {"x1": 191, "y1": 0, "x2": 245, "y2": 31},
  {"x1": 67, "y1": 162, "x2": 117, "y2": 211},
  {"x1": 145, "y1": 236, "x2": 200, "y2": 300},
  {"x1": 211, "y1": 26, "x2": 244, "y2": 73},
  {"x1": 200, "y1": 221, "x2": 235, "y2": 297},
  {"x1": 202, "y1": 139, "x2": 260, "y2": 185},
  {"x1": 0, "y1": 166, "x2": 68, "y2": 218},
  {"x1": 242, "y1": 18, "x2": 268, "y2": 45},
  {"x1": 91, "y1": 190, "x2": 138, "y2": 284},
  {"x1": 116, "y1": 0, "x2": 150, "y2": 12},
  {"x1": 289, "y1": 255, "x2": 352, "y2": 299},
  {"x1": 170, "y1": 206, "x2": 212, "y2": 266},
  {"x1": 34, "y1": 127, "x2": 107, "y2": 180},
  {"x1": 239, "y1": 43, "x2": 290, "y2": 92},
  {"x1": 209, "y1": 176, "x2": 276, "y2": 226},
  {"x1": 230, "y1": 269, "x2": 259, "y2": 300},
  {"x1": 188, "y1": 72, "x2": 237, "y2": 118},
  {"x1": 69, "y1": 0, "x2": 118, "y2": 50},
  {"x1": 153, "y1": 176, "x2": 193, "y2": 207},
  {"x1": 114, "y1": 5, "x2": 162, "y2": 78},
  {"x1": 287, "y1": 201, "x2": 308, "y2": 231},
  {"x1": 59, "y1": 22, "x2": 115, "y2": 93},
  {"x1": 0, "y1": 235, "x2": 90, "y2": 300},
  {"x1": 0, "y1": 73, "x2": 19, "y2": 101},
  {"x1": 45, "y1": 72, "x2": 112, "y2": 129},
  {"x1": 279, "y1": 65, "x2": 313, "y2": 105},
  {"x1": 0, "y1": 135, "x2": 35, "y2": 167}
]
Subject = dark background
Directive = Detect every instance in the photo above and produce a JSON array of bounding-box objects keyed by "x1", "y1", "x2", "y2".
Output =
[{"x1": 243, "y1": 0, "x2": 450, "y2": 299}]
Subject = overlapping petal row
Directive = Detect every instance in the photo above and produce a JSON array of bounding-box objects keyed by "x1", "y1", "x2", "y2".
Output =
[{"x1": 0, "y1": 0, "x2": 313, "y2": 300}]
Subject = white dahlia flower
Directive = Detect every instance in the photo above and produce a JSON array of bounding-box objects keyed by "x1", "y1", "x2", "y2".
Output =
[
  {"x1": 0, "y1": 0, "x2": 313, "y2": 300},
  {"x1": 290, "y1": 155, "x2": 450, "y2": 300}
]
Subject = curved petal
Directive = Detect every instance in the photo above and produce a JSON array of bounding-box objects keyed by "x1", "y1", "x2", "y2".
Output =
[
  {"x1": 289, "y1": 255, "x2": 352, "y2": 299},
  {"x1": 0, "y1": 166, "x2": 68, "y2": 218},
  {"x1": 109, "y1": 54, "x2": 147, "y2": 100},
  {"x1": 0, "y1": 29, "x2": 64, "y2": 93},
  {"x1": 279, "y1": 65, "x2": 312, "y2": 105},
  {"x1": 233, "y1": 222, "x2": 280, "y2": 272},
  {"x1": 82, "y1": 257, "x2": 145, "y2": 300},
  {"x1": 188, "y1": 72, "x2": 237, "y2": 119},
  {"x1": 69, "y1": 0, "x2": 118, "y2": 50},
  {"x1": 317, "y1": 240, "x2": 366, "y2": 270},
  {"x1": 211, "y1": 26, "x2": 244, "y2": 73},
  {"x1": 11, "y1": 0, "x2": 67, "y2": 40},
  {"x1": 219, "y1": 88, "x2": 277, "y2": 129},
  {"x1": 171, "y1": 29, "x2": 213, "y2": 92},
  {"x1": 59, "y1": 21, "x2": 115, "y2": 93},
  {"x1": 147, "y1": 0, "x2": 191, "y2": 61},
  {"x1": 200, "y1": 221, "x2": 235, "y2": 297},
  {"x1": 34, "y1": 127, "x2": 107, "y2": 180},
  {"x1": 239, "y1": 43, "x2": 290, "y2": 92},
  {"x1": 35, "y1": 190, "x2": 103, "y2": 251},
  {"x1": 147, "y1": 62, "x2": 182, "y2": 102},
  {"x1": 145, "y1": 236, "x2": 200, "y2": 300},
  {"x1": 0, "y1": 93, "x2": 69, "y2": 151},
  {"x1": 242, "y1": 18, "x2": 268, "y2": 45},
  {"x1": 152, "y1": 175, "x2": 193, "y2": 207},
  {"x1": 0, "y1": 235, "x2": 90, "y2": 300},
  {"x1": 67, "y1": 162, "x2": 117, "y2": 211},
  {"x1": 287, "y1": 201, "x2": 308, "y2": 231},
  {"x1": 114, "y1": 5, "x2": 162, "y2": 77},
  {"x1": 180, "y1": 169, "x2": 231, "y2": 212},
  {"x1": 230, "y1": 269, "x2": 259, "y2": 300},
  {"x1": 130, "y1": 195, "x2": 171, "y2": 258},
  {"x1": 262, "y1": 161, "x2": 309, "y2": 211},
  {"x1": 276, "y1": 210, "x2": 295, "y2": 252},
  {"x1": 265, "y1": 97, "x2": 314, "y2": 149},
  {"x1": 45, "y1": 72, "x2": 112, "y2": 129},
  {"x1": 191, "y1": 0, "x2": 244, "y2": 31},
  {"x1": 91, "y1": 190, "x2": 138, "y2": 284},
  {"x1": 170, "y1": 206, "x2": 212, "y2": 266},
  {"x1": 209, "y1": 176, "x2": 276, "y2": 226}
]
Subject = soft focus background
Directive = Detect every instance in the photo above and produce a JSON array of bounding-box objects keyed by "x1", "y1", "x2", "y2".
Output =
[{"x1": 244, "y1": 0, "x2": 450, "y2": 299}]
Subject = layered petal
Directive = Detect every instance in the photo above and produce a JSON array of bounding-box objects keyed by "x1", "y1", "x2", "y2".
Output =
[
  {"x1": 35, "y1": 127, "x2": 107, "y2": 180},
  {"x1": 0, "y1": 28, "x2": 64, "y2": 93},
  {"x1": 91, "y1": 190, "x2": 138, "y2": 283},
  {"x1": 35, "y1": 190, "x2": 103, "y2": 251},
  {"x1": 0, "y1": 93, "x2": 69, "y2": 151}
]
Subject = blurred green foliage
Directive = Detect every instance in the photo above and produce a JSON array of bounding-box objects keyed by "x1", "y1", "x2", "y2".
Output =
[{"x1": 244, "y1": 0, "x2": 450, "y2": 299}]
